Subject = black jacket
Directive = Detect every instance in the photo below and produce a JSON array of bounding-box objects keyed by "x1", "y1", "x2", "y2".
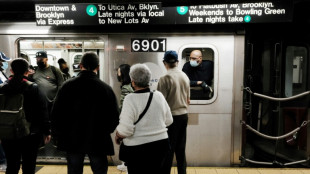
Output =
[
  {"x1": 182, "y1": 60, "x2": 214, "y2": 86},
  {"x1": 51, "y1": 71, "x2": 119, "y2": 155},
  {"x1": 0, "y1": 77, "x2": 50, "y2": 135}
]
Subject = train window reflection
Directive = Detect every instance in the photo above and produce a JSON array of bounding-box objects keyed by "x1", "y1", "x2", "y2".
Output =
[
  {"x1": 181, "y1": 48, "x2": 214, "y2": 101},
  {"x1": 285, "y1": 46, "x2": 308, "y2": 97}
]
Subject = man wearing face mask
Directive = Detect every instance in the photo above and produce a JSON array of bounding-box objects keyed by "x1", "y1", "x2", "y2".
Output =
[
  {"x1": 182, "y1": 50, "x2": 214, "y2": 99},
  {"x1": 57, "y1": 58, "x2": 71, "y2": 81},
  {"x1": 31, "y1": 51, "x2": 64, "y2": 115}
]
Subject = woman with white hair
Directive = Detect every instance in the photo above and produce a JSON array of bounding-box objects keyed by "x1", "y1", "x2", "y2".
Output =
[{"x1": 115, "y1": 63, "x2": 173, "y2": 174}]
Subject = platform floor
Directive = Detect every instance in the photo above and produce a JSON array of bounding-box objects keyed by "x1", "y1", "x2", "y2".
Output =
[{"x1": 1, "y1": 166, "x2": 310, "y2": 174}]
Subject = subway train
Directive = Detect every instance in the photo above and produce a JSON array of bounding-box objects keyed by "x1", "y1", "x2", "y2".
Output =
[{"x1": 0, "y1": 0, "x2": 310, "y2": 167}]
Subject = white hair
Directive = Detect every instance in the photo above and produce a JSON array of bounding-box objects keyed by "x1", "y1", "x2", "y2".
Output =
[{"x1": 129, "y1": 64, "x2": 151, "y2": 88}]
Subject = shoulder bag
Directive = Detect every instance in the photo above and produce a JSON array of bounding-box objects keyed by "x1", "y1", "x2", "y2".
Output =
[{"x1": 119, "y1": 91, "x2": 153, "y2": 162}]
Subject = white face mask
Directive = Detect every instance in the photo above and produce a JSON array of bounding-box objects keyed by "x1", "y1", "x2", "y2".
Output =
[
  {"x1": 1, "y1": 61, "x2": 8, "y2": 70},
  {"x1": 190, "y1": 60, "x2": 199, "y2": 67}
]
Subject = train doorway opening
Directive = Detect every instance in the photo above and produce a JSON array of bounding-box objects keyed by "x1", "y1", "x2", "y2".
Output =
[
  {"x1": 18, "y1": 37, "x2": 106, "y2": 163},
  {"x1": 242, "y1": 30, "x2": 310, "y2": 167}
]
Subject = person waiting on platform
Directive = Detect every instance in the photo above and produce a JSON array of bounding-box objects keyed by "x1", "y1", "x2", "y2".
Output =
[
  {"x1": 115, "y1": 64, "x2": 173, "y2": 174},
  {"x1": 116, "y1": 64, "x2": 134, "y2": 172},
  {"x1": 182, "y1": 50, "x2": 214, "y2": 100},
  {"x1": 0, "y1": 58, "x2": 51, "y2": 174},
  {"x1": 117, "y1": 64, "x2": 134, "y2": 112},
  {"x1": 51, "y1": 52, "x2": 119, "y2": 174},
  {"x1": 158, "y1": 50, "x2": 190, "y2": 174}
]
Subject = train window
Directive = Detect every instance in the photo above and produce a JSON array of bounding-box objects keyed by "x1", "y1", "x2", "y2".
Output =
[
  {"x1": 285, "y1": 46, "x2": 308, "y2": 97},
  {"x1": 179, "y1": 45, "x2": 218, "y2": 104},
  {"x1": 72, "y1": 54, "x2": 82, "y2": 72}
]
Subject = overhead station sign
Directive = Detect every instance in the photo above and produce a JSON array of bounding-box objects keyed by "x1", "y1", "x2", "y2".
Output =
[{"x1": 35, "y1": 2, "x2": 293, "y2": 26}]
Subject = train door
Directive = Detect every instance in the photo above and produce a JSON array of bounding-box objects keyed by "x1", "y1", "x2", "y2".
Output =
[
  {"x1": 242, "y1": 31, "x2": 310, "y2": 166},
  {"x1": 109, "y1": 34, "x2": 244, "y2": 166},
  {"x1": 18, "y1": 36, "x2": 107, "y2": 163}
]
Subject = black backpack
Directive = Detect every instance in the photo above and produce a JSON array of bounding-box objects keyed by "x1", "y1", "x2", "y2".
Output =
[{"x1": 0, "y1": 83, "x2": 32, "y2": 139}]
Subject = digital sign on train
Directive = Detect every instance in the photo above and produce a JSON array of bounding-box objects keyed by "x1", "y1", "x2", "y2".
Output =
[{"x1": 35, "y1": 2, "x2": 293, "y2": 26}]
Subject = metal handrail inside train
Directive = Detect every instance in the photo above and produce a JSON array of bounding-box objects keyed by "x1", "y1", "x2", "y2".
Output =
[
  {"x1": 240, "y1": 120, "x2": 309, "y2": 140},
  {"x1": 244, "y1": 87, "x2": 310, "y2": 101},
  {"x1": 240, "y1": 156, "x2": 309, "y2": 166}
]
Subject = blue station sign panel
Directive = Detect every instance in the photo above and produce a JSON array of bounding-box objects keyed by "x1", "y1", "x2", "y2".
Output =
[{"x1": 35, "y1": 2, "x2": 293, "y2": 26}]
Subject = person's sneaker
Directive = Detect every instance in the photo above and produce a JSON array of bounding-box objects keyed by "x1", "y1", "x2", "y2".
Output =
[
  {"x1": 0, "y1": 164, "x2": 7, "y2": 172},
  {"x1": 116, "y1": 162, "x2": 127, "y2": 172}
]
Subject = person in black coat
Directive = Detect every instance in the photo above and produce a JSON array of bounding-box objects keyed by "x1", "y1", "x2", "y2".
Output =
[
  {"x1": 51, "y1": 52, "x2": 119, "y2": 174},
  {"x1": 0, "y1": 58, "x2": 51, "y2": 174}
]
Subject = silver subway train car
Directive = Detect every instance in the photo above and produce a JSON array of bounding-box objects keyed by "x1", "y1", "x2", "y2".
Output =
[
  {"x1": 0, "y1": 0, "x2": 310, "y2": 167},
  {"x1": 0, "y1": 23, "x2": 244, "y2": 166}
]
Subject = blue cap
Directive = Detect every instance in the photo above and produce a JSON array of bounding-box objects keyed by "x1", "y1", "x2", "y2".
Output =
[
  {"x1": 35, "y1": 51, "x2": 47, "y2": 58},
  {"x1": 0, "y1": 51, "x2": 11, "y2": 61},
  {"x1": 163, "y1": 50, "x2": 178, "y2": 63}
]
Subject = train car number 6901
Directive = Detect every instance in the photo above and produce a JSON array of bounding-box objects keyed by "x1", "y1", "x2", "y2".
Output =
[{"x1": 131, "y1": 38, "x2": 166, "y2": 52}]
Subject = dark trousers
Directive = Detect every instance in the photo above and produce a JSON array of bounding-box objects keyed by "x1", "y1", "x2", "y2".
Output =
[
  {"x1": 47, "y1": 101, "x2": 54, "y2": 119},
  {"x1": 66, "y1": 152, "x2": 108, "y2": 174},
  {"x1": 163, "y1": 114, "x2": 188, "y2": 174},
  {"x1": 2, "y1": 133, "x2": 42, "y2": 174},
  {"x1": 126, "y1": 138, "x2": 169, "y2": 174},
  {"x1": 0, "y1": 144, "x2": 5, "y2": 164}
]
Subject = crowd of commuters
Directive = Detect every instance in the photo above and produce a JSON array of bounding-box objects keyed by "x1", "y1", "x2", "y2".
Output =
[{"x1": 0, "y1": 49, "x2": 212, "y2": 174}]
